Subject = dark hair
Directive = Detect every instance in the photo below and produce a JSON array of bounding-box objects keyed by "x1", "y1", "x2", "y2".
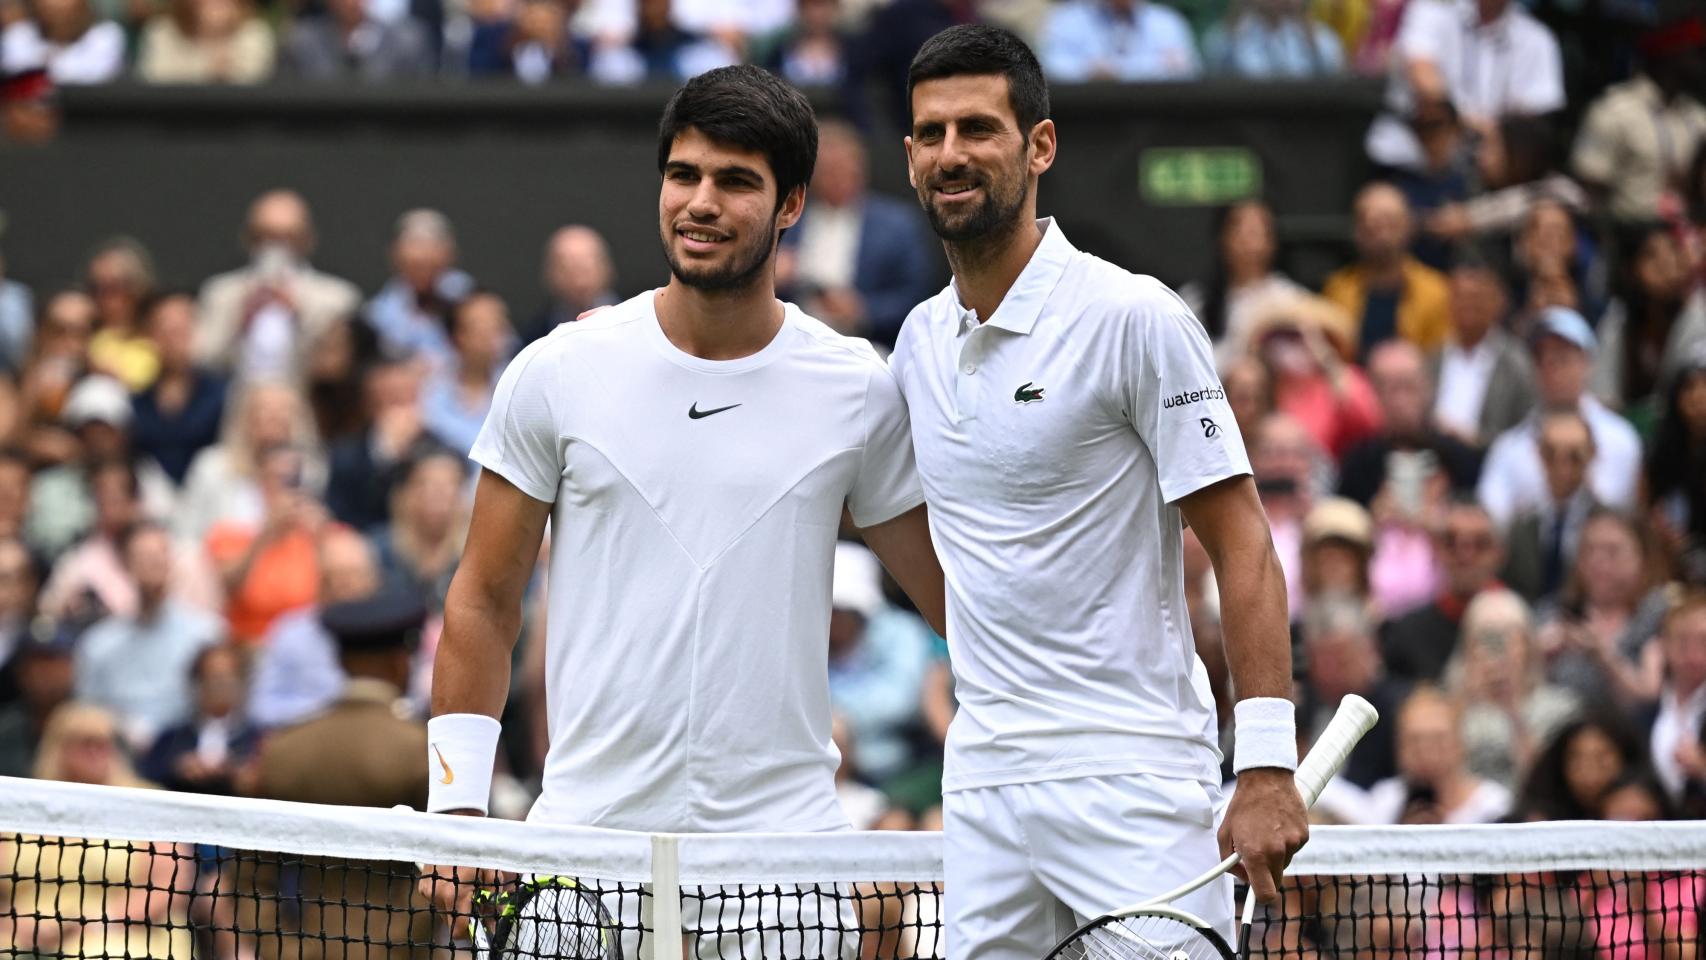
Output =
[
  {"x1": 138, "y1": 288, "x2": 193, "y2": 328},
  {"x1": 655, "y1": 65, "x2": 819, "y2": 210},
  {"x1": 1518, "y1": 712, "x2": 1648, "y2": 820},
  {"x1": 907, "y1": 24, "x2": 1050, "y2": 134},
  {"x1": 1598, "y1": 770, "x2": 1678, "y2": 821},
  {"x1": 1199, "y1": 199, "x2": 1279, "y2": 341},
  {"x1": 449, "y1": 287, "x2": 506, "y2": 340}
]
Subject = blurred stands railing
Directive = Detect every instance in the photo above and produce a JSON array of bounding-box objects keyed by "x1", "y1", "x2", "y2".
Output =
[{"x1": 1, "y1": 78, "x2": 1384, "y2": 312}]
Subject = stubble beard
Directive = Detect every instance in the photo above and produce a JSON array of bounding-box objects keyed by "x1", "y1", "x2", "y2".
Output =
[{"x1": 662, "y1": 216, "x2": 780, "y2": 294}]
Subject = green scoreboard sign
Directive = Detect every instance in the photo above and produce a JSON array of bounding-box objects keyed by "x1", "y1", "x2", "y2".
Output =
[{"x1": 1140, "y1": 148, "x2": 1262, "y2": 206}]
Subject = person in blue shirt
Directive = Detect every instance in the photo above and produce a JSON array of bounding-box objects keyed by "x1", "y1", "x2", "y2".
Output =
[
  {"x1": 1203, "y1": 0, "x2": 1344, "y2": 77},
  {"x1": 1039, "y1": 0, "x2": 1201, "y2": 81}
]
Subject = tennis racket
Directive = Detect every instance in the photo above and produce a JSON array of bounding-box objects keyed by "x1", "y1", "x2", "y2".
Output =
[
  {"x1": 1041, "y1": 694, "x2": 1380, "y2": 960},
  {"x1": 470, "y1": 874, "x2": 624, "y2": 960}
]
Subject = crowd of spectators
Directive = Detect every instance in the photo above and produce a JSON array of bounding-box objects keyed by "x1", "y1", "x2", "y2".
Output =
[
  {"x1": 0, "y1": 0, "x2": 1677, "y2": 97},
  {"x1": 0, "y1": 0, "x2": 1703, "y2": 941}
]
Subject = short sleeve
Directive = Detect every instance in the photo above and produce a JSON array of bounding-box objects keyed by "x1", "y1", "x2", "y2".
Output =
[
  {"x1": 848, "y1": 366, "x2": 925, "y2": 528},
  {"x1": 1512, "y1": 25, "x2": 1564, "y2": 113},
  {"x1": 469, "y1": 340, "x2": 564, "y2": 504},
  {"x1": 1124, "y1": 294, "x2": 1253, "y2": 504}
]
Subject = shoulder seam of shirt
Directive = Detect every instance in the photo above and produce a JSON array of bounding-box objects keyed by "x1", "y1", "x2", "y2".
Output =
[{"x1": 790, "y1": 317, "x2": 894, "y2": 374}]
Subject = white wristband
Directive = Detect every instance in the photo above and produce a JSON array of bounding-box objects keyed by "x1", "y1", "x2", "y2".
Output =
[
  {"x1": 426, "y1": 713, "x2": 502, "y2": 814},
  {"x1": 1233, "y1": 697, "x2": 1298, "y2": 773}
]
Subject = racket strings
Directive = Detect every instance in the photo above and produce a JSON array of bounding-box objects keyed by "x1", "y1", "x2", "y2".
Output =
[{"x1": 1055, "y1": 914, "x2": 1232, "y2": 960}]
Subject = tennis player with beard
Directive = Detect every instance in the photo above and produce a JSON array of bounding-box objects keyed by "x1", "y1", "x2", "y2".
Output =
[
  {"x1": 420, "y1": 65, "x2": 944, "y2": 958},
  {"x1": 887, "y1": 26, "x2": 1309, "y2": 960}
]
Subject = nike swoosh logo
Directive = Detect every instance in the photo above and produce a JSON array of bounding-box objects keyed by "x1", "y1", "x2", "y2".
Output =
[
  {"x1": 432, "y1": 744, "x2": 454, "y2": 785},
  {"x1": 688, "y1": 402, "x2": 741, "y2": 420}
]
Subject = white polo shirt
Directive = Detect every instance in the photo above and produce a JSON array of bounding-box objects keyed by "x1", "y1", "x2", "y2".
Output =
[
  {"x1": 890, "y1": 219, "x2": 1250, "y2": 792},
  {"x1": 472, "y1": 291, "x2": 923, "y2": 832}
]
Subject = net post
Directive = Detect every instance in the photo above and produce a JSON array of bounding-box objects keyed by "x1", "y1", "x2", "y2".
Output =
[{"x1": 647, "y1": 833, "x2": 684, "y2": 960}]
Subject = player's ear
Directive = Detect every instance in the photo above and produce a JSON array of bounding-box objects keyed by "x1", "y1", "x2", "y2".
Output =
[
  {"x1": 904, "y1": 136, "x2": 917, "y2": 189},
  {"x1": 776, "y1": 184, "x2": 806, "y2": 232},
  {"x1": 1028, "y1": 119, "x2": 1057, "y2": 178}
]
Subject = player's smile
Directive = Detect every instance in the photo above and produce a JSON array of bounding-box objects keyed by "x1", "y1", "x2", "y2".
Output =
[{"x1": 675, "y1": 225, "x2": 730, "y2": 253}]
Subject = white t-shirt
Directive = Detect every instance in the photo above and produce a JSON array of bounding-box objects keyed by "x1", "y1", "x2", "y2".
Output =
[
  {"x1": 472, "y1": 291, "x2": 923, "y2": 832},
  {"x1": 890, "y1": 219, "x2": 1251, "y2": 793},
  {"x1": 1366, "y1": 0, "x2": 1564, "y2": 170}
]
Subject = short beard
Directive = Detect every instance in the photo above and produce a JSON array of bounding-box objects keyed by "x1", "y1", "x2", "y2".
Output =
[
  {"x1": 662, "y1": 215, "x2": 779, "y2": 293},
  {"x1": 920, "y1": 162, "x2": 1030, "y2": 245}
]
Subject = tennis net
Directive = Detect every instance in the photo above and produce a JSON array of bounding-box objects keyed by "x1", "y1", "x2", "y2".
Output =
[{"x1": 4, "y1": 776, "x2": 1706, "y2": 959}]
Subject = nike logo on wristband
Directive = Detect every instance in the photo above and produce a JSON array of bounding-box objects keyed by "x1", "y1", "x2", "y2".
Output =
[{"x1": 432, "y1": 744, "x2": 455, "y2": 785}]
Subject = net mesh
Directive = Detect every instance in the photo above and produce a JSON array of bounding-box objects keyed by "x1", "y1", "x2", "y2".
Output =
[{"x1": 4, "y1": 777, "x2": 1706, "y2": 960}]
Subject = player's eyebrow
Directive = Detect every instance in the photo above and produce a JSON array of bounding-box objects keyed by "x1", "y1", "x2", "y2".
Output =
[
  {"x1": 913, "y1": 111, "x2": 1009, "y2": 134},
  {"x1": 664, "y1": 159, "x2": 766, "y2": 184}
]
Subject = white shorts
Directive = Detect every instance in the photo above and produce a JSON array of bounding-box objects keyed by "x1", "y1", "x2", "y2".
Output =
[{"x1": 943, "y1": 773, "x2": 1234, "y2": 960}]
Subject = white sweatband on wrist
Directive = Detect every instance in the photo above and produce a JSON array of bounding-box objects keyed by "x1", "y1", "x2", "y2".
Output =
[
  {"x1": 426, "y1": 713, "x2": 502, "y2": 814},
  {"x1": 1233, "y1": 697, "x2": 1298, "y2": 773}
]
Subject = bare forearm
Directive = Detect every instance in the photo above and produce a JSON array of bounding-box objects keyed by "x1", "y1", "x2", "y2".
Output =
[
  {"x1": 431, "y1": 577, "x2": 523, "y2": 720},
  {"x1": 1179, "y1": 479, "x2": 1293, "y2": 702},
  {"x1": 1216, "y1": 541, "x2": 1293, "y2": 701}
]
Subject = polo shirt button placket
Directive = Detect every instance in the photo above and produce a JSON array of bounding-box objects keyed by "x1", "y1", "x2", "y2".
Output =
[{"x1": 956, "y1": 326, "x2": 983, "y2": 422}]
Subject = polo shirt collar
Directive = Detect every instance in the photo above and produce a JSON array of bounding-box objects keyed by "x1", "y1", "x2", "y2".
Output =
[{"x1": 950, "y1": 217, "x2": 1075, "y2": 337}]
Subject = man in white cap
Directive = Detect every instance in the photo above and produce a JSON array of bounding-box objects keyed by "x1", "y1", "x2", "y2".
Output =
[{"x1": 1476, "y1": 307, "x2": 1642, "y2": 529}]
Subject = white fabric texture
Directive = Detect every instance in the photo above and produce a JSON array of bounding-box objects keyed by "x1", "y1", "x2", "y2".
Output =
[
  {"x1": 471, "y1": 291, "x2": 922, "y2": 833},
  {"x1": 890, "y1": 219, "x2": 1249, "y2": 795}
]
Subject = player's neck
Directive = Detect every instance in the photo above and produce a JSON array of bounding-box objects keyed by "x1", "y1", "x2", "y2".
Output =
[
  {"x1": 945, "y1": 217, "x2": 1044, "y2": 323},
  {"x1": 654, "y1": 282, "x2": 785, "y2": 361}
]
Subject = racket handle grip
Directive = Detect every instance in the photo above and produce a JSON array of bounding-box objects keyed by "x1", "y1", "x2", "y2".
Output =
[{"x1": 1293, "y1": 694, "x2": 1379, "y2": 806}]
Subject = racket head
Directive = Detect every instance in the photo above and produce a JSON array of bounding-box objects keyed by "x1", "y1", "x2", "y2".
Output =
[
  {"x1": 478, "y1": 877, "x2": 623, "y2": 960},
  {"x1": 1044, "y1": 906, "x2": 1236, "y2": 960}
]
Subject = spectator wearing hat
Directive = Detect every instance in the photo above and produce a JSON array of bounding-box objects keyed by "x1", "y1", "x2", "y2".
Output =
[
  {"x1": 24, "y1": 374, "x2": 175, "y2": 562},
  {"x1": 0, "y1": 619, "x2": 73, "y2": 776},
  {"x1": 254, "y1": 587, "x2": 428, "y2": 806},
  {"x1": 1380, "y1": 498, "x2": 1506, "y2": 682},
  {"x1": 0, "y1": 64, "x2": 57, "y2": 144},
  {"x1": 197, "y1": 190, "x2": 362, "y2": 387},
  {"x1": 1237, "y1": 290, "x2": 1382, "y2": 461},
  {"x1": 826, "y1": 540, "x2": 932, "y2": 788},
  {"x1": 1321, "y1": 182, "x2": 1452, "y2": 360},
  {"x1": 1502, "y1": 408, "x2": 1599, "y2": 604},
  {"x1": 364, "y1": 209, "x2": 474, "y2": 371},
  {"x1": 140, "y1": 643, "x2": 258, "y2": 795},
  {"x1": 248, "y1": 588, "x2": 432, "y2": 958},
  {"x1": 130, "y1": 290, "x2": 228, "y2": 488},
  {"x1": 1429, "y1": 261, "x2": 1537, "y2": 449},
  {"x1": 1571, "y1": 15, "x2": 1706, "y2": 224},
  {"x1": 1477, "y1": 307, "x2": 1643, "y2": 529},
  {"x1": 1300, "y1": 497, "x2": 1376, "y2": 611},
  {"x1": 74, "y1": 522, "x2": 224, "y2": 750},
  {"x1": 248, "y1": 526, "x2": 382, "y2": 729}
]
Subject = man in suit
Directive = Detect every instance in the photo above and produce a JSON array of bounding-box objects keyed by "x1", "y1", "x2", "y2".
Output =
[
  {"x1": 778, "y1": 119, "x2": 938, "y2": 349},
  {"x1": 1429, "y1": 261, "x2": 1537, "y2": 448},
  {"x1": 250, "y1": 588, "x2": 431, "y2": 960},
  {"x1": 197, "y1": 191, "x2": 363, "y2": 386},
  {"x1": 1338, "y1": 340, "x2": 1481, "y2": 506},
  {"x1": 1502, "y1": 408, "x2": 1599, "y2": 603}
]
